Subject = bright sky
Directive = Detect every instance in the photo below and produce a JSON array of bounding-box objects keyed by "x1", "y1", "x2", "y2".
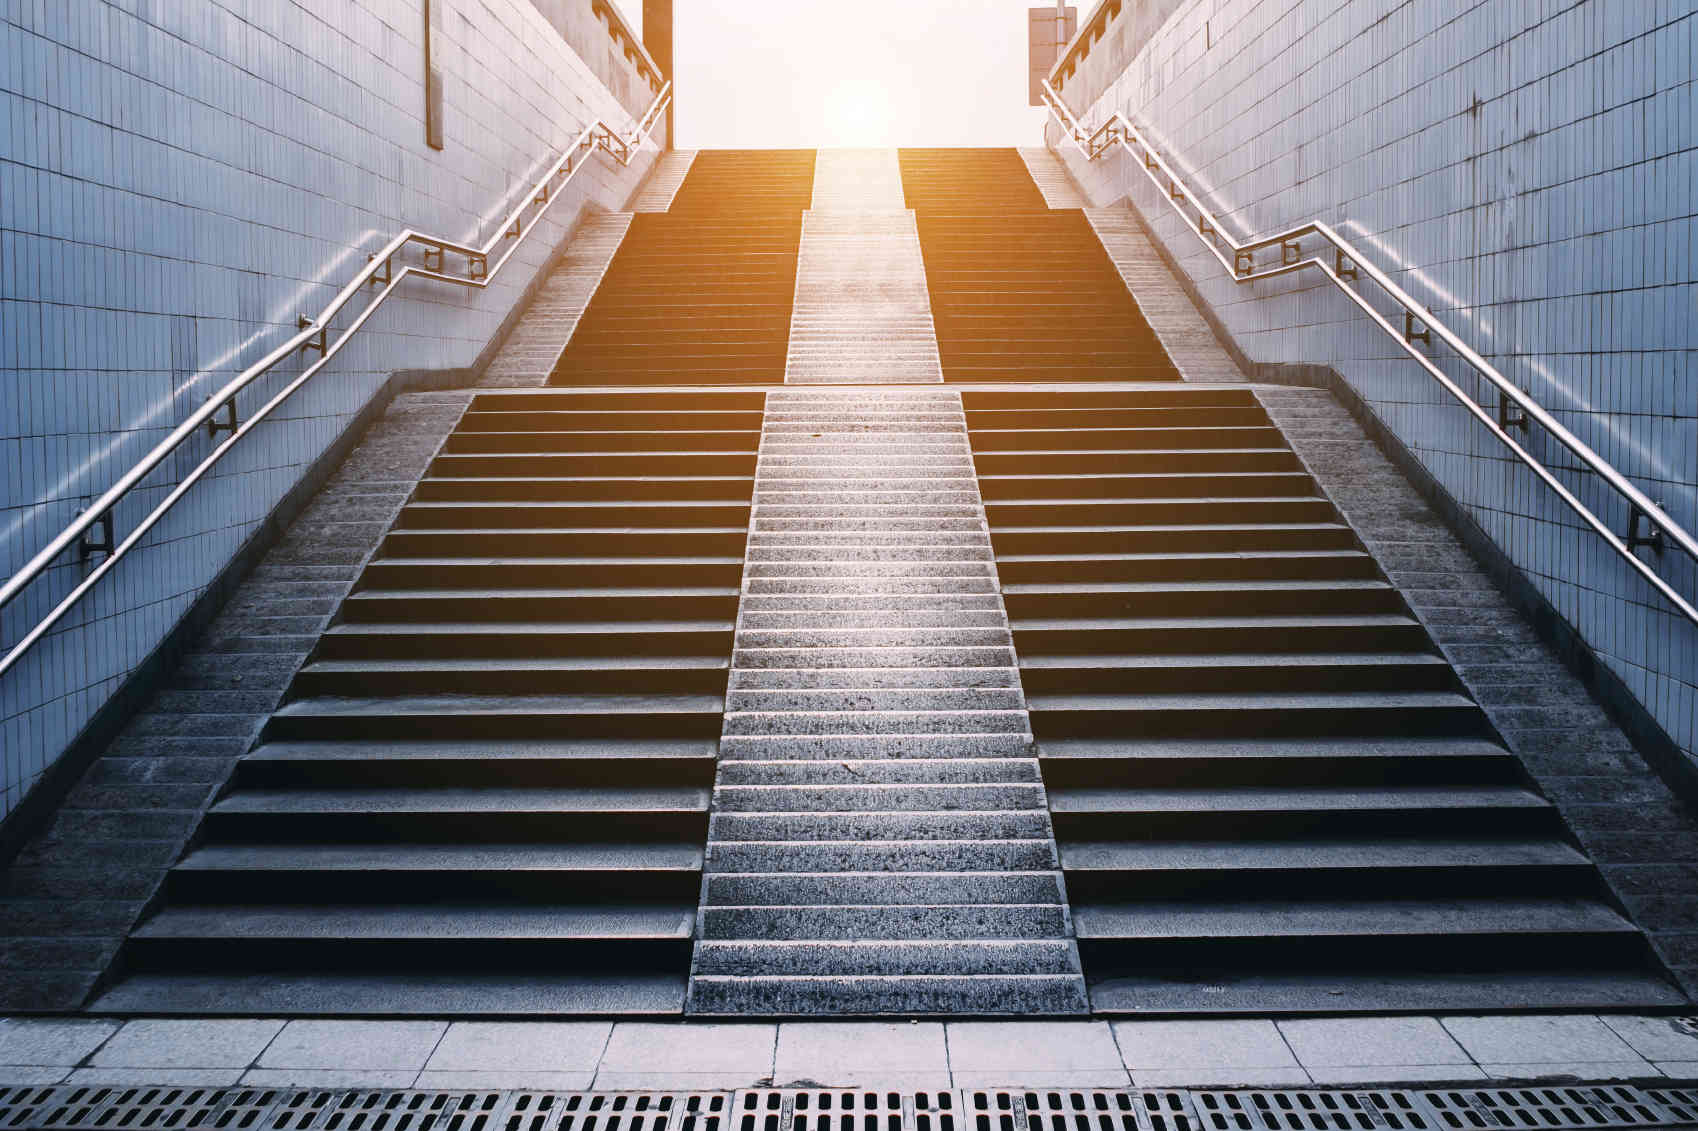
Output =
[{"x1": 611, "y1": 1, "x2": 1054, "y2": 149}]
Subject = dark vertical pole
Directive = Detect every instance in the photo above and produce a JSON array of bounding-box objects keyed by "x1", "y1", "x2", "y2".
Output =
[
  {"x1": 424, "y1": 0, "x2": 444, "y2": 149},
  {"x1": 642, "y1": 0, "x2": 674, "y2": 148}
]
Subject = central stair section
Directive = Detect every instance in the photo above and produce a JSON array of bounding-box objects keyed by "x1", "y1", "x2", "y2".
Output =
[{"x1": 689, "y1": 387, "x2": 1088, "y2": 1016}]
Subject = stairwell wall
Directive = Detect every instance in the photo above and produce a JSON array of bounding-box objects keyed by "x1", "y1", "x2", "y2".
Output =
[
  {"x1": 1048, "y1": 0, "x2": 1698, "y2": 780},
  {"x1": 0, "y1": 0, "x2": 659, "y2": 821}
]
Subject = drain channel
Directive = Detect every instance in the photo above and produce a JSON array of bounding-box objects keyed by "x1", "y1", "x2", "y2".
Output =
[{"x1": 2, "y1": 1086, "x2": 1694, "y2": 1131}]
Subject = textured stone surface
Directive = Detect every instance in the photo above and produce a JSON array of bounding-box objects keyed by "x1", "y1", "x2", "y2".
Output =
[
  {"x1": 690, "y1": 387, "x2": 1086, "y2": 1015},
  {"x1": 628, "y1": 150, "x2": 698, "y2": 211},
  {"x1": 1085, "y1": 204, "x2": 1246, "y2": 382},
  {"x1": 1259, "y1": 383, "x2": 1698, "y2": 997},
  {"x1": 0, "y1": 392, "x2": 471, "y2": 1012},
  {"x1": 480, "y1": 212, "x2": 634, "y2": 388},
  {"x1": 788, "y1": 152, "x2": 942, "y2": 384},
  {"x1": 1018, "y1": 146, "x2": 1089, "y2": 208}
]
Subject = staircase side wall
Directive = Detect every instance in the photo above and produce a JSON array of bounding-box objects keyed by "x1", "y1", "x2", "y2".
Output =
[
  {"x1": 1048, "y1": 0, "x2": 1698, "y2": 783},
  {"x1": 0, "y1": 0, "x2": 658, "y2": 825}
]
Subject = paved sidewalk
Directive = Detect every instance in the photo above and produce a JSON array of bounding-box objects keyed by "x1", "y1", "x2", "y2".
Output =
[{"x1": 1, "y1": 1015, "x2": 1694, "y2": 1089}]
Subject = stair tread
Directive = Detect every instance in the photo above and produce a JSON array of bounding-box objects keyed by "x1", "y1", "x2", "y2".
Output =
[
  {"x1": 1038, "y1": 737, "x2": 1512, "y2": 759},
  {"x1": 1048, "y1": 785, "x2": 1549, "y2": 812},
  {"x1": 214, "y1": 786, "x2": 710, "y2": 813},
  {"x1": 1061, "y1": 838, "x2": 1588, "y2": 870},
  {"x1": 1073, "y1": 897, "x2": 1638, "y2": 938},
  {"x1": 178, "y1": 842, "x2": 704, "y2": 871},
  {"x1": 1026, "y1": 690, "x2": 1477, "y2": 711},
  {"x1": 1021, "y1": 652, "x2": 1446, "y2": 670},
  {"x1": 135, "y1": 903, "x2": 696, "y2": 939},
  {"x1": 275, "y1": 694, "x2": 724, "y2": 715},
  {"x1": 92, "y1": 972, "x2": 689, "y2": 1015},
  {"x1": 248, "y1": 739, "x2": 719, "y2": 761}
]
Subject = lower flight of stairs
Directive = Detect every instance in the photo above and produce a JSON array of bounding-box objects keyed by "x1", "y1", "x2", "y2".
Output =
[
  {"x1": 963, "y1": 384, "x2": 1684, "y2": 1014},
  {"x1": 552, "y1": 150, "x2": 815, "y2": 385},
  {"x1": 899, "y1": 149, "x2": 1179, "y2": 382},
  {"x1": 688, "y1": 387, "x2": 1088, "y2": 1015},
  {"x1": 96, "y1": 389, "x2": 762, "y2": 1014}
]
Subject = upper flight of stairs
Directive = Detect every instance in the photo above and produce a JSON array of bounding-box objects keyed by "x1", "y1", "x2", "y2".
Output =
[
  {"x1": 963, "y1": 385, "x2": 1683, "y2": 1014},
  {"x1": 900, "y1": 148, "x2": 1181, "y2": 383},
  {"x1": 96, "y1": 390, "x2": 761, "y2": 1014},
  {"x1": 552, "y1": 150, "x2": 815, "y2": 385}
]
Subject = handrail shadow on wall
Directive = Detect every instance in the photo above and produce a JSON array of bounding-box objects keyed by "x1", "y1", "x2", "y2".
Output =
[
  {"x1": 0, "y1": 84, "x2": 672, "y2": 684},
  {"x1": 1041, "y1": 78, "x2": 1698, "y2": 631}
]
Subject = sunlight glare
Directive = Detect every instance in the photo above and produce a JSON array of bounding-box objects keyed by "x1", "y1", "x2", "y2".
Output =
[{"x1": 822, "y1": 77, "x2": 896, "y2": 147}]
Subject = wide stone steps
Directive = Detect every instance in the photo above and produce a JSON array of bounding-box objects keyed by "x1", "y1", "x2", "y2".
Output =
[
  {"x1": 963, "y1": 383, "x2": 1675, "y2": 1013},
  {"x1": 103, "y1": 388, "x2": 762, "y2": 1014},
  {"x1": 553, "y1": 151, "x2": 814, "y2": 385}
]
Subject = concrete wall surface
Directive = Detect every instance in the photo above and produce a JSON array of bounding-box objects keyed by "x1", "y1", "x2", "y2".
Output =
[
  {"x1": 0, "y1": 0, "x2": 659, "y2": 820},
  {"x1": 529, "y1": 0, "x2": 666, "y2": 118},
  {"x1": 1051, "y1": 0, "x2": 1698, "y2": 773}
]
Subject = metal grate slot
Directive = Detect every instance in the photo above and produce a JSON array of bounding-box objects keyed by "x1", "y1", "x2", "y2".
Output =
[
  {"x1": 29, "y1": 1086, "x2": 234, "y2": 1130},
  {"x1": 1419, "y1": 1087, "x2": 1672, "y2": 1130},
  {"x1": 736, "y1": 1090, "x2": 955, "y2": 1131}
]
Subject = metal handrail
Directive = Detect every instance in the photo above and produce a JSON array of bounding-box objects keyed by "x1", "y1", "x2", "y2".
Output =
[
  {"x1": 0, "y1": 84, "x2": 672, "y2": 681},
  {"x1": 1041, "y1": 78, "x2": 1698, "y2": 628}
]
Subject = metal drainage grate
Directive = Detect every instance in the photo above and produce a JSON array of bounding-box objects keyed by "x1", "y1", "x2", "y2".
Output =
[
  {"x1": 1418, "y1": 1088, "x2": 1674, "y2": 1129},
  {"x1": 1191, "y1": 1090, "x2": 1432, "y2": 1130},
  {"x1": 3, "y1": 1088, "x2": 1697, "y2": 1131},
  {"x1": 962, "y1": 1090, "x2": 1198, "y2": 1131},
  {"x1": 505, "y1": 1094, "x2": 727, "y2": 1131},
  {"x1": 736, "y1": 1091, "x2": 956, "y2": 1131}
]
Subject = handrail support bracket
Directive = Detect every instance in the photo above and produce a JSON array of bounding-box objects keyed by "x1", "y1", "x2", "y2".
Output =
[
  {"x1": 1404, "y1": 311, "x2": 1431, "y2": 346},
  {"x1": 1629, "y1": 505, "x2": 1667, "y2": 555},
  {"x1": 207, "y1": 398, "x2": 239, "y2": 439},
  {"x1": 1281, "y1": 240, "x2": 1301, "y2": 267},
  {"x1": 297, "y1": 314, "x2": 326, "y2": 354},
  {"x1": 79, "y1": 509, "x2": 114, "y2": 560},
  {"x1": 1497, "y1": 394, "x2": 1528, "y2": 433}
]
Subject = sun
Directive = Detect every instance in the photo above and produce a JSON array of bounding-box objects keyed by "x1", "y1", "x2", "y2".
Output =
[{"x1": 821, "y1": 77, "x2": 896, "y2": 147}]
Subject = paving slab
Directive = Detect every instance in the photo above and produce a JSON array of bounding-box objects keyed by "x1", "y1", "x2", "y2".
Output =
[
  {"x1": 1440, "y1": 1015, "x2": 1648, "y2": 1065},
  {"x1": 775, "y1": 1021, "x2": 948, "y2": 1086},
  {"x1": 1112, "y1": 1019, "x2": 1299, "y2": 1070},
  {"x1": 594, "y1": 1022, "x2": 776, "y2": 1088},
  {"x1": 89, "y1": 1018, "x2": 283, "y2": 1068},
  {"x1": 946, "y1": 1020, "x2": 1128, "y2": 1087},
  {"x1": 1277, "y1": 1017, "x2": 1470, "y2": 1068},
  {"x1": 424, "y1": 1021, "x2": 612, "y2": 1073},
  {"x1": 257, "y1": 1020, "x2": 447, "y2": 1070},
  {"x1": 0, "y1": 1017, "x2": 119, "y2": 1065},
  {"x1": 1602, "y1": 1016, "x2": 1698, "y2": 1061}
]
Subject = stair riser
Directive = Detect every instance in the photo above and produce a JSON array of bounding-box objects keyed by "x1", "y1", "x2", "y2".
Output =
[
  {"x1": 1018, "y1": 664, "x2": 1458, "y2": 696},
  {"x1": 358, "y1": 562, "x2": 746, "y2": 590},
  {"x1": 1005, "y1": 590, "x2": 1406, "y2": 619},
  {"x1": 380, "y1": 531, "x2": 750, "y2": 557},
  {"x1": 1063, "y1": 865, "x2": 1602, "y2": 902},
  {"x1": 1076, "y1": 932, "x2": 1652, "y2": 971},
  {"x1": 1013, "y1": 623, "x2": 1433, "y2": 655},
  {"x1": 236, "y1": 756, "x2": 717, "y2": 790},
  {"x1": 337, "y1": 594, "x2": 740, "y2": 624},
  {"x1": 687, "y1": 976, "x2": 1089, "y2": 1015},
  {"x1": 201, "y1": 811, "x2": 708, "y2": 844},
  {"x1": 315, "y1": 629, "x2": 734, "y2": 661},
  {"x1": 1028, "y1": 704, "x2": 1490, "y2": 741},
  {"x1": 397, "y1": 507, "x2": 751, "y2": 531},
  {"x1": 165, "y1": 868, "x2": 703, "y2": 904},
  {"x1": 987, "y1": 500, "x2": 1339, "y2": 526},
  {"x1": 1051, "y1": 808, "x2": 1561, "y2": 840},
  {"x1": 1038, "y1": 754, "x2": 1520, "y2": 790},
  {"x1": 444, "y1": 433, "x2": 761, "y2": 454},
  {"x1": 124, "y1": 938, "x2": 692, "y2": 974},
  {"x1": 691, "y1": 941, "x2": 1075, "y2": 975},
  {"x1": 414, "y1": 481, "x2": 754, "y2": 504},
  {"x1": 993, "y1": 529, "x2": 1358, "y2": 555},
  {"x1": 458, "y1": 412, "x2": 765, "y2": 432},
  {"x1": 980, "y1": 475, "x2": 1315, "y2": 500},
  {"x1": 263, "y1": 712, "x2": 724, "y2": 742},
  {"x1": 995, "y1": 557, "x2": 1377, "y2": 584},
  {"x1": 429, "y1": 454, "x2": 759, "y2": 478},
  {"x1": 701, "y1": 906, "x2": 1069, "y2": 940},
  {"x1": 287, "y1": 666, "x2": 729, "y2": 699}
]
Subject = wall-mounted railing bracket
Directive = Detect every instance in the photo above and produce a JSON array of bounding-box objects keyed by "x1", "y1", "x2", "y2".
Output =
[
  {"x1": 1403, "y1": 311, "x2": 1431, "y2": 345},
  {"x1": 1234, "y1": 249, "x2": 1254, "y2": 277},
  {"x1": 206, "y1": 398, "x2": 239, "y2": 439},
  {"x1": 1334, "y1": 249, "x2": 1358, "y2": 280},
  {"x1": 296, "y1": 315, "x2": 327, "y2": 354},
  {"x1": 1497, "y1": 394, "x2": 1528, "y2": 432},
  {"x1": 468, "y1": 253, "x2": 488, "y2": 280},
  {"x1": 367, "y1": 253, "x2": 392, "y2": 286},
  {"x1": 1630, "y1": 506, "x2": 1668, "y2": 555},
  {"x1": 423, "y1": 244, "x2": 445, "y2": 272},
  {"x1": 1281, "y1": 240, "x2": 1301, "y2": 266},
  {"x1": 78, "y1": 509, "x2": 114, "y2": 560}
]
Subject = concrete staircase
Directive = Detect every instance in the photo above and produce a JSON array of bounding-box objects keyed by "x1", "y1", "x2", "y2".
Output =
[
  {"x1": 963, "y1": 384, "x2": 1683, "y2": 1013},
  {"x1": 552, "y1": 150, "x2": 815, "y2": 385},
  {"x1": 96, "y1": 390, "x2": 761, "y2": 1014},
  {"x1": 900, "y1": 148, "x2": 1181, "y2": 382},
  {"x1": 688, "y1": 387, "x2": 1088, "y2": 1015}
]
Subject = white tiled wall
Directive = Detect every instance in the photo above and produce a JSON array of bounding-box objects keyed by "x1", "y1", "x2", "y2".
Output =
[
  {"x1": 0, "y1": 0, "x2": 659, "y2": 818},
  {"x1": 1052, "y1": 0, "x2": 1698, "y2": 771}
]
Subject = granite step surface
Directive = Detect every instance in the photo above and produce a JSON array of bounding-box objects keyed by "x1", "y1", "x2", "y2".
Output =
[{"x1": 688, "y1": 386, "x2": 1088, "y2": 1016}]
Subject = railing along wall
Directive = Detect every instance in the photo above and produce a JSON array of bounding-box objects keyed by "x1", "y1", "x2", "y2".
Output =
[
  {"x1": 1041, "y1": 79, "x2": 1698, "y2": 632},
  {"x1": 0, "y1": 83, "x2": 672, "y2": 685}
]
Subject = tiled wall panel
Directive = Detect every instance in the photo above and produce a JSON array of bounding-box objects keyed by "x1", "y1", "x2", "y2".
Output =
[
  {"x1": 1050, "y1": 0, "x2": 1698, "y2": 771},
  {"x1": 0, "y1": 0, "x2": 659, "y2": 818}
]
